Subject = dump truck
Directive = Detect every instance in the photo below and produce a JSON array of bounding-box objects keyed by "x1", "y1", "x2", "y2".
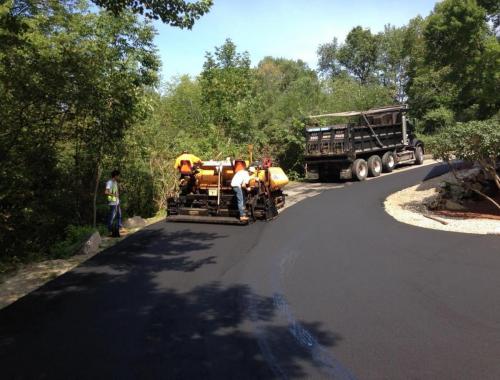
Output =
[
  {"x1": 305, "y1": 105, "x2": 424, "y2": 181},
  {"x1": 166, "y1": 159, "x2": 289, "y2": 225}
]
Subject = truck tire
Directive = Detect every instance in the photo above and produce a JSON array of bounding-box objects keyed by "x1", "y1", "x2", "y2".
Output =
[
  {"x1": 367, "y1": 155, "x2": 382, "y2": 177},
  {"x1": 382, "y1": 151, "x2": 395, "y2": 173},
  {"x1": 415, "y1": 145, "x2": 424, "y2": 165},
  {"x1": 352, "y1": 159, "x2": 368, "y2": 181}
]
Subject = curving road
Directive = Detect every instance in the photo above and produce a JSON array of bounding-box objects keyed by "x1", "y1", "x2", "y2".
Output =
[{"x1": 1, "y1": 164, "x2": 499, "y2": 379}]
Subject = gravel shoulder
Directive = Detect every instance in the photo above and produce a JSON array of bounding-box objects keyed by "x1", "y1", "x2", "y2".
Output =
[{"x1": 384, "y1": 172, "x2": 500, "y2": 235}]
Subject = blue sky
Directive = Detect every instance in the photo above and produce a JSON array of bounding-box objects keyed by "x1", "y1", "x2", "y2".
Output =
[{"x1": 154, "y1": 0, "x2": 438, "y2": 81}]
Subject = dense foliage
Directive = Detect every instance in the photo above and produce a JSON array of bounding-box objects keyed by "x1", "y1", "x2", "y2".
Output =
[
  {"x1": 406, "y1": 0, "x2": 499, "y2": 125},
  {"x1": 1, "y1": 0, "x2": 159, "y2": 264},
  {"x1": 92, "y1": 0, "x2": 212, "y2": 26},
  {"x1": 0, "y1": 0, "x2": 498, "y2": 267},
  {"x1": 429, "y1": 118, "x2": 500, "y2": 189}
]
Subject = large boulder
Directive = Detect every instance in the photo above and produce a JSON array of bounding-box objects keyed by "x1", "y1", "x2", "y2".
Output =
[
  {"x1": 123, "y1": 216, "x2": 147, "y2": 229},
  {"x1": 77, "y1": 232, "x2": 101, "y2": 256}
]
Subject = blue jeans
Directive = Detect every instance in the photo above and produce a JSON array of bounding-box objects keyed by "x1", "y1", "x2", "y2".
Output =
[
  {"x1": 232, "y1": 187, "x2": 245, "y2": 217},
  {"x1": 108, "y1": 204, "x2": 122, "y2": 231}
]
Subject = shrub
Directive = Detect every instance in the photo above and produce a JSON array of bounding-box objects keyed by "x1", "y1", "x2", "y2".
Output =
[
  {"x1": 429, "y1": 118, "x2": 500, "y2": 189},
  {"x1": 421, "y1": 106, "x2": 455, "y2": 134},
  {"x1": 50, "y1": 225, "x2": 102, "y2": 259}
]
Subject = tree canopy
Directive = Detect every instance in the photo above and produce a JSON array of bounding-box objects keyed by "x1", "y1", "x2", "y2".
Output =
[
  {"x1": 0, "y1": 0, "x2": 159, "y2": 260},
  {"x1": 317, "y1": 27, "x2": 379, "y2": 83},
  {"x1": 91, "y1": 0, "x2": 212, "y2": 26},
  {"x1": 407, "y1": 0, "x2": 499, "y2": 124}
]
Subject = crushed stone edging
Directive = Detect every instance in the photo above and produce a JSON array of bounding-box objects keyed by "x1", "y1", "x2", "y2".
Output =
[{"x1": 384, "y1": 173, "x2": 500, "y2": 236}]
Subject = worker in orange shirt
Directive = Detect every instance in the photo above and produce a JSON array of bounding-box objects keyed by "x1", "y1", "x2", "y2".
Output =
[{"x1": 174, "y1": 151, "x2": 202, "y2": 194}]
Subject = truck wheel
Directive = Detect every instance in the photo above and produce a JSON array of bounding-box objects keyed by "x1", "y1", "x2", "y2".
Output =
[
  {"x1": 382, "y1": 151, "x2": 395, "y2": 173},
  {"x1": 367, "y1": 155, "x2": 382, "y2": 177},
  {"x1": 415, "y1": 145, "x2": 424, "y2": 165},
  {"x1": 352, "y1": 159, "x2": 368, "y2": 181}
]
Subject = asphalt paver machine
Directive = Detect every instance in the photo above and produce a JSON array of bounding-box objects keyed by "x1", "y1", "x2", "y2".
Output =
[{"x1": 166, "y1": 159, "x2": 289, "y2": 225}]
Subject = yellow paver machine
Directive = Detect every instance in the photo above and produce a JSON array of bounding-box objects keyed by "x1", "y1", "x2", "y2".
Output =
[{"x1": 166, "y1": 159, "x2": 289, "y2": 225}]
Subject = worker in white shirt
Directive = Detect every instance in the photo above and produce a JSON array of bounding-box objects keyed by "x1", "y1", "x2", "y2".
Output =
[{"x1": 231, "y1": 165, "x2": 256, "y2": 222}]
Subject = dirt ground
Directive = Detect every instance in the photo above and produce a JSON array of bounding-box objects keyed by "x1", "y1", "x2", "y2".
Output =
[{"x1": 384, "y1": 172, "x2": 500, "y2": 235}]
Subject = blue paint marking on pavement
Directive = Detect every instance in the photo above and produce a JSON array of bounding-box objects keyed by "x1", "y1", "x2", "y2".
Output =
[
  {"x1": 275, "y1": 247, "x2": 356, "y2": 379},
  {"x1": 246, "y1": 242, "x2": 357, "y2": 379},
  {"x1": 246, "y1": 294, "x2": 289, "y2": 379},
  {"x1": 272, "y1": 292, "x2": 357, "y2": 380}
]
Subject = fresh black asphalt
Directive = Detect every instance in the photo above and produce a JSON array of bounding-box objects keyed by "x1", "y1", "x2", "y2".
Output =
[{"x1": 1, "y1": 164, "x2": 499, "y2": 379}]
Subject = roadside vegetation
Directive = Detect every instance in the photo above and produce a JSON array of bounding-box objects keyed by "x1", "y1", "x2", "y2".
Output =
[
  {"x1": 428, "y1": 119, "x2": 500, "y2": 211},
  {"x1": 1, "y1": 0, "x2": 498, "y2": 269}
]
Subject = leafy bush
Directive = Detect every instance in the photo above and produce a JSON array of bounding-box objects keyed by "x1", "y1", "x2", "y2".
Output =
[
  {"x1": 421, "y1": 106, "x2": 455, "y2": 134},
  {"x1": 429, "y1": 118, "x2": 500, "y2": 189},
  {"x1": 415, "y1": 133, "x2": 434, "y2": 154},
  {"x1": 50, "y1": 225, "x2": 102, "y2": 259}
]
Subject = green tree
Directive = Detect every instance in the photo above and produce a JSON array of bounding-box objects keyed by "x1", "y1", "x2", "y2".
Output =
[
  {"x1": 476, "y1": 0, "x2": 500, "y2": 32},
  {"x1": 317, "y1": 37, "x2": 342, "y2": 78},
  {"x1": 319, "y1": 25, "x2": 410, "y2": 101},
  {"x1": 317, "y1": 27, "x2": 380, "y2": 84},
  {"x1": 321, "y1": 75, "x2": 393, "y2": 114},
  {"x1": 256, "y1": 57, "x2": 321, "y2": 121},
  {"x1": 0, "y1": 0, "x2": 159, "y2": 261},
  {"x1": 200, "y1": 39, "x2": 257, "y2": 142},
  {"x1": 409, "y1": 0, "x2": 500, "y2": 121},
  {"x1": 160, "y1": 75, "x2": 206, "y2": 136},
  {"x1": 92, "y1": 0, "x2": 212, "y2": 26},
  {"x1": 377, "y1": 24, "x2": 408, "y2": 102},
  {"x1": 254, "y1": 57, "x2": 323, "y2": 174},
  {"x1": 337, "y1": 26, "x2": 379, "y2": 84},
  {"x1": 425, "y1": 0, "x2": 488, "y2": 73},
  {"x1": 402, "y1": 15, "x2": 427, "y2": 108}
]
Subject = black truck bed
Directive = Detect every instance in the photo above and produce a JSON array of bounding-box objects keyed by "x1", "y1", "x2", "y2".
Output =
[{"x1": 305, "y1": 122, "x2": 405, "y2": 159}]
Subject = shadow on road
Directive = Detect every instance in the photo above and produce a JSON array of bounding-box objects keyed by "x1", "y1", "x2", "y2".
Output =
[
  {"x1": 422, "y1": 161, "x2": 472, "y2": 183},
  {"x1": 422, "y1": 163, "x2": 450, "y2": 182},
  {"x1": 94, "y1": 228, "x2": 223, "y2": 272},
  {"x1": 0, "y1": 226, "x2": 343, "y2": 379}
]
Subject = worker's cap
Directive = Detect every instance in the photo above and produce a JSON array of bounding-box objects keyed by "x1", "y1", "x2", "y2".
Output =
[{"x1": 248, "y1": 166, "x2": 256, "y2": 173}]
